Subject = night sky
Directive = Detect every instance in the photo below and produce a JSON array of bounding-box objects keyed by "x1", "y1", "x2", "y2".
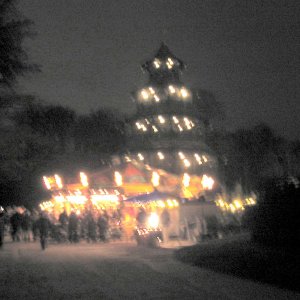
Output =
[{"x1": 18, "y1": 0, "x2": 299, "y2": 140}]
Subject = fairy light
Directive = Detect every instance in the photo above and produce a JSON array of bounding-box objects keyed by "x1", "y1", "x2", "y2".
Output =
[
  {"x1": 167, "y1": 57, "x2": 174, "y2": 66},
  {"x1": 172, "y1": 116, "x2": 179, "y2": 124},
  {"x1": 183, "y1": 159, "x2": 191, "y2": 167},
  {"x1": 149, "y1": 87, "x2": 155, "y2": 94},
  {"x1": 54, "y1": 195, "x2": 65, "y2": 203},
  {"x1": 43, "y1": 176, "x2": 51, "y2": 190},
  {"x1": 184, "y1": 117, "x2": 193, "y2": 129},
  {"x1": 178, "y1": 125, "x2": 183, "y2": 131},
  {"x1": 158, "y1": 115, "x2": 165, "y2": 124},
  {"x1": 157, "y1": 152, "x2": 165, "y2": 160},
  {"x1": 114, "y1": 171, "x2": 123, "y2": 186},
  {"x1": 169, "y1": 85, "x2": 176, "y2": 94},
  {"x1": 154, "y1": 94, "x2": 160, "y2": 102},
  {"x1": 54, "y1": 174, "x2": 63, "y2": 189},
  {"x1": 180, "y1": 88, "x2": 188, "y2": 98},
  {"x1": 194, "y1": 153, "x2": 202, "y2": 164},
  {"x1": 141, "y1": 124, "x2": 147, "y2": 131},
  {"x1": 124, "y1": 155, "x2": 131, "y2": 162},
  {"x1": 201, "y1": 175, "x2": 214, "y2": 190},
  {"x1": 233, "y1": 199, "x2": 243, "y2": 210},
  {"x1": 167, "y1": 199, "x2": 174, "y2": 208},
  {"x1": 136, "y1": 122, "x2": 141, "y2": 129},
  {"x1": 151, "y1": 171, "x2": 160, "y2": 187},
  {"x1": 229, "y1": 203, "x2": 236, "y2": 213},
  {"x1": 141, "y1": 90, "x2": 149, "y2": 99},
  {"x1": 137, "y1": 153, "x2": 144, "y2": 161},
  {"x1": 182, "y1": 173, "x2": 190, "y2": 187},
  {"x1": 152, "y1": 125, "x2": 158, "y2": 133},
  {"x1": 153, "y1": 58, "x2": 160, "y2": 69},
  {"x1": 178, "y1": 152, "x2": 185, "y2": 159},
  {"x1": 166, "y1": 62, "x2": 172, "y2": 69},
  {"x1": 80, "y1": 172, "x2": 88, "y2": 187}
]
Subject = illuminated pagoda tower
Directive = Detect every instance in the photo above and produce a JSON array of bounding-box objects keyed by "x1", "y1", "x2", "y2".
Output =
[{"x1": 123, "y1": 43, "x2": 216, "y2": 176}]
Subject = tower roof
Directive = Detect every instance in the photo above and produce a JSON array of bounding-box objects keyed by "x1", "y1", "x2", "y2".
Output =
[
  {"x1": 155, "y1": 42, "x2": 177, "y2": 59},
  {"x1": 142, "y1": 43, "x2": 185, "y2": 72}
]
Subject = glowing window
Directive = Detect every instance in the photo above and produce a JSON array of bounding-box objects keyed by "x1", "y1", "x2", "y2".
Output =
[
  {"x1": 180, "y1": 88, "x2": 188, "y2": 98},
  {"x1": 158, "y1": 115, "x2": 165, "y2": 124},
  {"x1": 169, "y1": 85, "x2": 176, "y2": 94},
  {"x1": 157, "y1": 152, "x2": 165, "y2": 160},
  {"x1": 183, "y1": 159, "x2": 191, "y2": 167},
  {"x1": 149, "y1": 87, "x2": 155, "y2": 94},
  {"x1": 178, "y1": 152, "x2": 185, "y2": 159},
  {"x1": 167, "y1": 57, "x2": 174, "y2": 66},
  {"x1": 153, "y1": 59, "x2": 161, "y2": 69},
  {"x1": 152, "y1": 125, "x2": 158, "y2": 133},
  {"x1": 141, "y1": 90, "x2": 149, "y2": 100}
]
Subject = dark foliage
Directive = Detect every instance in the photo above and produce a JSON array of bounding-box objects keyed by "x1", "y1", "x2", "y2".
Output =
[
  {"x1": 206, "y1": 123, "x2": 300, "y2": 194},
  {"x1": 175, "y1": 238, "x2": 300, "y2": 292},
  {"x1": 0, "y1": 0, "x2": 39, "y2": 88},
  {"x1": 73, "y1": 109, "x2": 126, "y2": 155},
  {"x1": 0, "y1": 99, "x2": 126, "y2": 207},
  {"x1": 244, "y1": 177, "x2": 300, "y2": 248}
]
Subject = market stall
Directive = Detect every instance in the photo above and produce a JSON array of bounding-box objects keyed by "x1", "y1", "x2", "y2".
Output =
[{"x1": 122, "y1": 190, "x2": 181, "y2": 241}]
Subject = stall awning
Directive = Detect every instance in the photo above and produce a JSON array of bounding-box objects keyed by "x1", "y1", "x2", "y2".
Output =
[{"x1": 124, "y1": 190, "x2": 176, "y2": 203}]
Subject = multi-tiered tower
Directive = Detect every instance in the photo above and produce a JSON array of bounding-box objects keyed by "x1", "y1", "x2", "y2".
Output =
[{"x1": 123, "y1": 43, "x2": 215, "y2": 176}]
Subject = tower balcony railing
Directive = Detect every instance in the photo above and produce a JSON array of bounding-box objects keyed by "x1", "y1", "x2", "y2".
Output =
[
  {"x1": 127, "y1": 129, "x2": 202, "y2": 140},
  {"x1": 126, "y1": 132, "x2": 210, "y2": 152},
  {"x1": 134, "y1": 101, "x2": 198, "y2": 118}
]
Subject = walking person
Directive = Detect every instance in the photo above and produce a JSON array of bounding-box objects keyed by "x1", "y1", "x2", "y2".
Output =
[
  {"x1": 68, "y1": 212, "x2": 79, "y2": 243},
  {"x1": 161, "y1": 208, "x2": 170, "y2": 243},
  {"x1": 136, "y1": 207, "x2": 147, "y2": 227},
  {"x1": 36, "y1": 212, "x2": 51, "y2": 250},
  {"x1": 21, "y1": 210, "x2": 32, "y2": 242},
  {"x1": 97, "y1": 213, "x2": 109, "y2": 242},
  {"x1": 85, "y1": 211, "x2": 96, "y2": 243},
  {"x1": 59, "y1": 209, "x2": 68, "y2": 229},
  {"x1": 10, "y1": 211, "x2": 22, "y2": 242},
  {"x1": 31, "y1": 210, "x2": 40, "y2": 241}
]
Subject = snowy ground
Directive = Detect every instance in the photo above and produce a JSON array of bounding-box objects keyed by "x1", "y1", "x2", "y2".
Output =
[{"x1": 0, "y1": 241, "x2": 298, "y2": 299}]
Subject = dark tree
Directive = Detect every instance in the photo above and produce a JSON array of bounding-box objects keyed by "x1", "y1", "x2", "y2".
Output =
[
  {"x1": 193, "y1": 89, "x2": 225, "y2": 131},
  {"x1": 14, "y1": 103, "x2": 76, "y2": 153},
  {"x1": 206, "y1": 123, "x2": 298, "y2": 195},
  {"x1": 245, "y1": 178, "x2": 300, "y2": 248},
  {"x1": 0, "y1": 0, "x2": 38, "y2": 88},
  {"x1": 74, "y1": 109, "x2": 126, "y2": 156}
]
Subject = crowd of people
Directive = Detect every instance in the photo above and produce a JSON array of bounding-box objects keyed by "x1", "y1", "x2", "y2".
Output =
[{"x1": 0, "y1": 206, "x2": 123, "y2": 249}]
